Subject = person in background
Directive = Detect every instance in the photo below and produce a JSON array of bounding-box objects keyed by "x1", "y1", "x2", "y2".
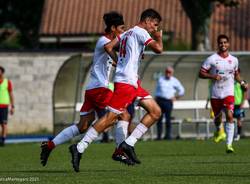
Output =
[
  {"x1": 0, "y1": 66, "x2": 15, "y2": 146},
  {"x1": 199, "y1": 34, "x2": 248, "y2": 153},
  {"x1": 247, "y1": 87, "x2": 250, "y2": 108},
  {"x1": 155, "y1": 66, "x2": 185, "y2": 140},
  {"x1": 233, "y1": 69, "x2": 247, "y2": 141}
]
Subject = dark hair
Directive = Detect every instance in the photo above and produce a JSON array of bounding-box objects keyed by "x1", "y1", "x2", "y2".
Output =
[
  {"x1": 103, "y1": 11, "x2": 124, "y2": 33},
  {"x1": 217, "y1": 34, "x2": 229, "y2": 44},
  {"x1": 140, "y1": 8, "x2": 162, "y2": 22},
  {"x1": 0, "y1": 66, "x2": 5, "y2": 73}
]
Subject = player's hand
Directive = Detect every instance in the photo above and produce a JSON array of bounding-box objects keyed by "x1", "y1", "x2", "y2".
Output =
[
  {"x1": 240, "y1": 81, "x2": 248, "y2": 91},
  {"x1": 152, "y1": 30, "x2": 162, "y2": 40},
  {"x1": 212, "y1": 74, "x2": 222, "y2": 81},
  {"x1": 10, "y1": 106, "x2": 14, "y2": 115}
]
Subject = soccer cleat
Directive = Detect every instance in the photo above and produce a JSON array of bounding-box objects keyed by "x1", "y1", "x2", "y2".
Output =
[
  {"x1": 69, "y1": 144, "x2": 82, "y2": 172},
  {"x1": 112, "y1": 148, "x2": 135, "y2": 166},
  {"x1": 214, "y1": 131, "x2": 226, "y2": 143},
  {"x1": 119, "y1": 141, "x2": 141, "y2": 164},
  {"x1": 40, "y1": 141, "x2": 53, "y2": 166},
  {"x1": 226, "y1": 144, "x2": 235, "y2": 153}
]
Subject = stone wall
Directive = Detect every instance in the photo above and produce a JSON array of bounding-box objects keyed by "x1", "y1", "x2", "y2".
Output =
[{"x1": 0, "y1": 53, "x2": 74, "y2": 134}]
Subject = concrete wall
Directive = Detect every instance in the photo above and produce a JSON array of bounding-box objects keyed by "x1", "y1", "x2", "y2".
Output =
[{"x1": 0, "y1": 53, "x2": 73, "y2": 134}]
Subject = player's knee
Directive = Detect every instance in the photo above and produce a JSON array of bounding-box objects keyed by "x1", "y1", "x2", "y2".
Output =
[
  {"x1": 119, "y1": 112, "x2": 131, "y2": 121},
  {"x1": 77, "y1": 121, "x2": 88, "y2": 133},
  {"x1": 151, "y1": 107, "x2": 162, "y2": 121},
  {"x1": 105, "y1": 112, "x2": 118, "y2": 125}
]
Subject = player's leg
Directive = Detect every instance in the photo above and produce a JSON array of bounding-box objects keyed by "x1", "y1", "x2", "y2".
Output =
[
  {"x1": 52, "y1": 112, "x2": 95, "y2": 147},
  {"x1": 234, "y1": 117, "x2": 241, "y2": 141},
  {"x1": 40, "y1": 93, "x2": 95, "y2": 166},
  {"x1": 224, "y1": 96, "x2": 235, "y2": 153},
  {"x1": 233, "y1": 106, "x2": 244, "y2": 141},
  {"x1": 0, "y1": 108, "x2": 8, "y2": 146},
  {"x1": 77, "y1": 111, "x2": 118, "y2": 152},
  {"x1": 2, "y1": 123, "x2": 8, "y2": 146},
  {"x1": 115, "y1": 108, "x2": 131, "y2": 147},
  {"x1": 40, "y1": 112, "x2": 95, "y2": 166},
  {"x1": 225, "y1": 109, "x2": 235, "y2": 153},
  {"x1": 119, "y1": 83, "x2": 161, "y2": 164},
  {"x1": 69, "y1": 83, "x2": 136, "y2": 171},
  {"x1": 211, "y1": 99, "x2": 226, "y2": 143},
  {"x1": 125, "y1": 98, "x2": 161, "y2": 144},
  {"x1": 112, "y1": 106, "x2": 133, "y2": 165},
  {"x1": 120, "y1": 98, "x2": 161, "y2": 164},
  {"x1": 69, "y1": 111, "x2": 118, "y2": 172}
]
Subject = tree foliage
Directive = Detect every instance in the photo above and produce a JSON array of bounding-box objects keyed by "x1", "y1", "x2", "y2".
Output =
[
  {"x1": 180, "y1": 0, "x2": 239, "y2": 51},
  {"x1": 0, "y1": 0, "x2": 44, "y2": 49}
]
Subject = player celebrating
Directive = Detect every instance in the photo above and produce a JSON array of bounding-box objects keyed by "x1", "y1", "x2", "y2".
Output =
[
  {"x1": 69, "y1": 9, "x2": 163, "y2": 172},
  {"x1": 199, "y1": 34, "x2": 248, "y2": 153},
  {"x1": 40, "y1": 11, "x2": 132, "y2": 166}
]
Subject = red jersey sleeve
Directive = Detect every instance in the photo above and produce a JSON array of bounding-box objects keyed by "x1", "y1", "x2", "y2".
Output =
[{"x1": 8, "y1": 80, "x2": 13, "y2": 92}]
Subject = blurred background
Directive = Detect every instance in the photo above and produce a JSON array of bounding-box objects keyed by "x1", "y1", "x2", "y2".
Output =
[{"x1": 0, "y1": 0, "x2": 250, "y2": 142}]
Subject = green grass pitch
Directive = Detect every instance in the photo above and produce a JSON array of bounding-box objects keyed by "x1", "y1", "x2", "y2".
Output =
[{"x1": 0, "y1": 140, "x2": 250, "y2": 184}]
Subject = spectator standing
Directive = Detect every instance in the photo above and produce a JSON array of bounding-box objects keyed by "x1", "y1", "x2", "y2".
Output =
[{"x1": 155, "y1": 66, "x2": 185, "y2": 140}]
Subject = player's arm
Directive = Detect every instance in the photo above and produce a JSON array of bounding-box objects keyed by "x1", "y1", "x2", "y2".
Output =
[
  {"x1": 235, "y1": 71, "x2": 248, "y2": 90},
  {"x1": 147, "y1": 30, "x2": 163, "y2": 54},
  {"x1": 104, "y1": 38, "x2": 120, "y2": 64},
  {"x1": 199, "y1": 69, "x2": 221, "y2": 81},
  {"x1": 240, "y1": 88, "x2": 247, "y2": 108},
  {"x1": 8, "y1": 81, "x2": 14, "y2": 115}
]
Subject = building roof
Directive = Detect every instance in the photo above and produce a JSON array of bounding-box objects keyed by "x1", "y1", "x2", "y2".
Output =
[{"x1": 40, "y1": 0, "x2": 250, "y2": 50}]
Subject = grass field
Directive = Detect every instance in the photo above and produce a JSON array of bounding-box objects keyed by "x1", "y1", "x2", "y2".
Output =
[{"x1": 0, "y1": 139, "x2": 250, "y2": 184}]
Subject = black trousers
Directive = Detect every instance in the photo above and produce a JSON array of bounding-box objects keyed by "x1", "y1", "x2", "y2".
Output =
[{"x1": 156, "y1": 97, "x2": 173, "y2": 140}]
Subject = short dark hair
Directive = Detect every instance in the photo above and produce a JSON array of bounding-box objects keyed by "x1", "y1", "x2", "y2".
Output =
[
  {"x1": 217, "y1": 34, "x2": 229, "y2": 44},
  {"x1": 0, "y1": 66, "x2": 5, "y2": 73},
  {"x1": 140, "y1": 9, "x2": 162, "y2": 22},
  {"x1": 103, "y1": 11, "x2": 124, "y2": 33}
]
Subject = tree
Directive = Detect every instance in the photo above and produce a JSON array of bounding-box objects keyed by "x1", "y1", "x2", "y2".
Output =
[
  {"x1": 180, "y1": 0, "x2": 239, "y2": 51},
  {"x1": 0, "y1": 0, "x2": 44, "y2": 49}
]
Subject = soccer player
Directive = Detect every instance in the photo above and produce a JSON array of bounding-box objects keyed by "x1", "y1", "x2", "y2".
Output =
[
  {"x1": 40, "y1": 11, "x2": 132, "y2": 166},
  {"x1": 0, "y1": 66, "x2": 15, "y2": 146},
  {"x1": 199, "y1": 34, "x2": 248, "y2": 153},
  {"x1": 69, "y1": 9, "x2": 163, "y2": 172}
]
